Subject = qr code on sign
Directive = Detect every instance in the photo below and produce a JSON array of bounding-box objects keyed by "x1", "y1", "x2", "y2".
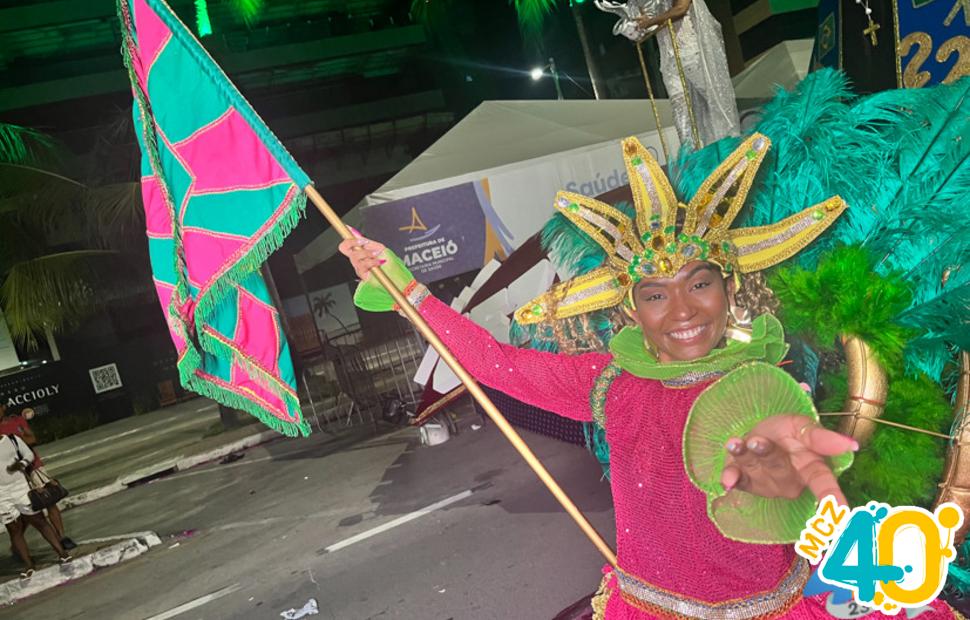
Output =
[{"x1": 89, "y1": 363, "x2": 122, "y2": 394}]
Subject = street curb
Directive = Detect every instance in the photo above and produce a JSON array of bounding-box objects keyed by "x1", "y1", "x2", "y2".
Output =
[
  {"x1": 0, "y1": 532, "x2": 162, "y2": 606},
  {"x1": 174, "y1": 429, "x2": 279, "y2": 472},
  {"x1": 61, "y1": 429, "x2": 281, "y2": 510}
]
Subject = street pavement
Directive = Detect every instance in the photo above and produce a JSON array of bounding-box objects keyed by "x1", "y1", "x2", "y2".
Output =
[{"x1": 2, "y1": 403, "x2": 616, "y2": 619}]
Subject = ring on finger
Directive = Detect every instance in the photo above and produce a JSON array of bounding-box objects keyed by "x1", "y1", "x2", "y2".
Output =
[{"x1": 798, "y1": 423, "x2": 815, "y2": 442}]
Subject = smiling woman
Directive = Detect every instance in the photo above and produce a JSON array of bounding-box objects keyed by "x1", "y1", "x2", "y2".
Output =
[
  {"x1": 629, "y1": 261, "x2": 731, "y2": 362},
  {"x1": 334, "y1": 130, "x2": 970, "y2": 620},
  {"x1": 326, "y1": 58, "x2": 970, "y2": 616}
]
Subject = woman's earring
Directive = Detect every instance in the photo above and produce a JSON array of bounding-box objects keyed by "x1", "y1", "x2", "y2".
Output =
[
  {"x1": 730, "y1": 302, "x2": 752, "y2": 328},
  {"x1": 725, "y1": 302, "x2": 753, "y2": 343}
]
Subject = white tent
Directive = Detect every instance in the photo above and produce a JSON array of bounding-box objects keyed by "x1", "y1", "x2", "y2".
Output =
[
  {"x1": 732, "y1": 39, "x2": 813, "y2": 99},
  {"x1": 293, "y1": 99, "x2": 678, "y2": 274},
  {"x1": 293, "y1": 40, "x2": 812, "y2": 274},
  {"x1": 370, "y1": 99, "x2": 678, "y2": 198}
]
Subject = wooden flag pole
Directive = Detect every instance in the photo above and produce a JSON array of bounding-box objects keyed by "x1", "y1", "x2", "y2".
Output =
[{"x1": 305, "y1": 186, "x2": 618, "y2": 568}]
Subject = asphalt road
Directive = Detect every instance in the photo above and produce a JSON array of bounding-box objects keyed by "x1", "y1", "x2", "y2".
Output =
[{"x1": 3, "y1": 410, "x2": 616, "y2": 619}]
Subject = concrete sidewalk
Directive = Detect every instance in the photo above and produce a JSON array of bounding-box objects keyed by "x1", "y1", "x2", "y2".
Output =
[
  {"x1": 40, "y1": 398, "x2": 225, "y2": 494},
  {"x1": 0, "y1": 533, "x2": 163, "y2": 606},
  {"x1": 34, "y1": 398, "x2": 327, "y2": 509}
]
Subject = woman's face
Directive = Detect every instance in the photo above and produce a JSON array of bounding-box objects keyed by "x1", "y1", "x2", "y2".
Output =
[{"x1": 630, "y1": 261, "x2": 732, "y2": 362}]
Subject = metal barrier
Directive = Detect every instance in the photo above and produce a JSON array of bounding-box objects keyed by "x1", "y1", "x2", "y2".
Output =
[{"x1": 298, "y1": 318, "x2": 426, "y2": 433}]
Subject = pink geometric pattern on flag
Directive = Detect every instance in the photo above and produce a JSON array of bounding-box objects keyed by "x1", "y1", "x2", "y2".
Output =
[
  {"x1": 132, "y1": 0, "x2": 170, "y2": 91},
  {"x1": 173, "y1": 109, "x2": 291, "y2": 193},
  {"x1": 231, "y1": 287, "x2": 282, "y2": 377},
  {"x1": 141, "y1": 176, "x2": 172, "y2": 237},
  {"x1": 121, "y1": 0, "x2": 310, "y2": 436},
  {"x1": 181, "y1": 228, "x2": 246, "y2": 290}
]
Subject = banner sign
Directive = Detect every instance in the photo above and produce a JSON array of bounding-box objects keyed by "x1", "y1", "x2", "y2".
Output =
[
  {"x1": 363, "y1": 181, "x2": 511, "y2": 283},
  {"x1": 896, "y1": 0, "x2": 970, "y2": 87},
  {"x1": 0, "y1": 362, "x2": 80, "y2": 415}
]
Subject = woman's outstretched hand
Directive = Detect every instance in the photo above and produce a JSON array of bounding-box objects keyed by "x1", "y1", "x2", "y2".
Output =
[
  {"x1": 338, "y1": 229, "x2": 417, "y2": 313},
  {"x1": 720, "y1": 415, "x2": 858, "y2": 506},
  {"x1": 337, "y1": 230, "x2": 387, "y2": 281}
]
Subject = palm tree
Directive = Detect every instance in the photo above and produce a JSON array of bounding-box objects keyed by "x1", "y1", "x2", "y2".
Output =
[
  {"x1": 312, "y1": 292, "x2": 336, "y2": 319},
  {"x1": 312, "y1": 291, "x2": 352, "y2": 338},
  {"x1": 0, "y1": 123, "x2": 148, "y2": 355}
]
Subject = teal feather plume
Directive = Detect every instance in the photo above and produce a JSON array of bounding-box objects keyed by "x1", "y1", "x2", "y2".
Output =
[
  {"x1": 673, "y1": 73, "x2": 970, "y2": 384},
  {"x1": 761, "y1": 77, "x2": 969, "y2": 516},
  {"x1": 540, "y1": 200, "x2": 636, "y2": 278},
  {"x1": 863, "y1": 79, "x2": 969, "y2": 380},
  {"x1": 744, "y1": 71, "x2": 896, "y2": 248},
  {"x1": 583, "y1": 422, "x2": 611, "y2": 480},
  {"x1": 672, "y1": 70, "x2": 906, "y2": 268}
]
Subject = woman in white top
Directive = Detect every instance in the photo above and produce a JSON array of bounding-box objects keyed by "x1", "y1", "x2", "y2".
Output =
[{"x1": 0, "y1": 421, "x2": 71, "y2": 579}]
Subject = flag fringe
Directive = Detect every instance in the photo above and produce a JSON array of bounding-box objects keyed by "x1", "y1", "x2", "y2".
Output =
[
  {"x1": 179, "y1": 344, "x2": 311, "y2": 437},
  {"x1": 198, "y1": 321, "x2": 304, "y2": 413},
  {"x1": 190, "y1": 187, "x2": 305, "y2": 334},
  {"x1": 189, "y1": 188, "x2": 306, "y2": 419},
  {"x1": 172, "y1": 186, "x2": 307, "y2": 435}
]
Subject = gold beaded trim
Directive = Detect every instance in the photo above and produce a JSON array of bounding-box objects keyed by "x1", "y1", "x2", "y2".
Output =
[
  {"x1": 624, "y1": 136, "x2": 678, "y2": 234},
  {"x1": 686, "y1": 134, "x2": 770, "y2": 238},
  {"x1": 590, "y1": 361, "x2": 623, "y2": 429},
  {"x1": 614, "y1": 557, "x2": 810, "y2": 619},
  {"x1": 513, "y1": 267, "x2": 628, "y2": 325},
  {"x1": 729, "y1": 196, "x2": 847, "y2": 272}
]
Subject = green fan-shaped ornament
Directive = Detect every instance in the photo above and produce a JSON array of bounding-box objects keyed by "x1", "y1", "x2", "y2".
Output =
[{"x1": 683, "y1": 362, "x2": 854, "y2": 543}]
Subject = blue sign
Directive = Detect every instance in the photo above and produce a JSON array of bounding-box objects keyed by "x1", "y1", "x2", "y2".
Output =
[
  {"x1": 896, "y1": 0, "x2": 970, "y2": 87},
  {"x1": 363, "y1": 181, "x2": 511, "y2": 283}
]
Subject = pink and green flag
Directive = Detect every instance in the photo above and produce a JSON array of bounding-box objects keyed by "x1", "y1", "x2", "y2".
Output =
[{"x1": 118, "y1": 0, "x2": 310, "y2": 436}]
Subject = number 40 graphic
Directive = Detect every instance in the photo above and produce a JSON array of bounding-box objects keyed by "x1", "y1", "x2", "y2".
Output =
[{"x1": 814, "y1": 500, "x2": 964, "y2": 614}]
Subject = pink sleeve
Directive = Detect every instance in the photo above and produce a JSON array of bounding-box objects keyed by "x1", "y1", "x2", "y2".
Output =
[{"x1": 418, "y1": 295, "x2": 608, "y2": 422}]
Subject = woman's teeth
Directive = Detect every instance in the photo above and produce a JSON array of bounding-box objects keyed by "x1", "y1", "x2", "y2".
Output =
[{"x1": 668, "y1": 325, "x2": 705, "y2": 340}]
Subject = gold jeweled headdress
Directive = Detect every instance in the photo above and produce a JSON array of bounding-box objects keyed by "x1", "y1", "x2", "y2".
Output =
[{"x1": 514, "y1": 134, "x2": 847, "y2": 325}]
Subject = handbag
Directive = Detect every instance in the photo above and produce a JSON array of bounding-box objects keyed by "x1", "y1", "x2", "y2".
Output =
[{"x1": 7, "y1": 435, "x2": 69, "y2": 511}]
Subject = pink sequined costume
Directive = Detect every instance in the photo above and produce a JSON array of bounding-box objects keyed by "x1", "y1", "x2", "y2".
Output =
[{"x1": 415, "y1": 294, "x2": 958, "y2": 619}]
